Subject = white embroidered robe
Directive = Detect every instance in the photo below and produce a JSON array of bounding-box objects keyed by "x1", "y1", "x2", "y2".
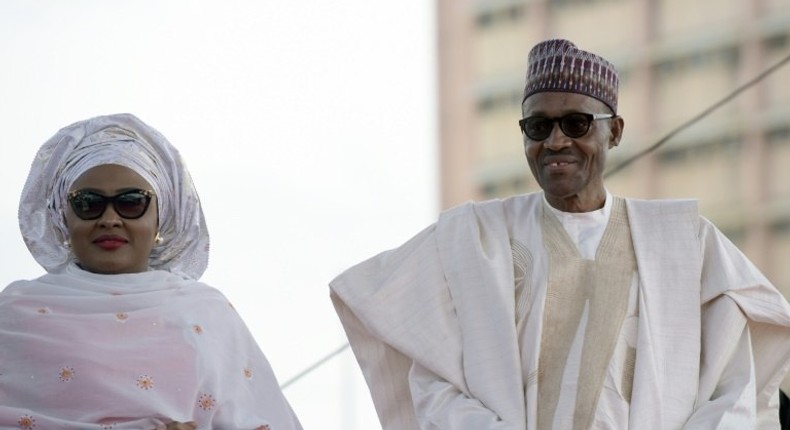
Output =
[{"x1": 330, "y1": 192, "x2": 790, "y2": 430}]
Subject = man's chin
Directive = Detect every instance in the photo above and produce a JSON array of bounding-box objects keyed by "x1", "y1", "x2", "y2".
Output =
[{"x1": 540, "y1": 181, "x2": 579, "y2": 200}]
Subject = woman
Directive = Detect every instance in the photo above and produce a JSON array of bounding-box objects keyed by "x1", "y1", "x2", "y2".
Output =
[{"x1": 0, "y1": 114, "x2": 302, "y2": 429}]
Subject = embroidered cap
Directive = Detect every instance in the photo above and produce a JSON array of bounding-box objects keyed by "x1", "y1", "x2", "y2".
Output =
[{"x1": 522, "y1": 39, "x2": 619, "y2": 113}]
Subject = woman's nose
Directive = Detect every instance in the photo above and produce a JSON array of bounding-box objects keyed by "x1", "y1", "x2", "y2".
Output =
[{"x1": 97, "y1": 205, "x2": 123, "y2": 227}]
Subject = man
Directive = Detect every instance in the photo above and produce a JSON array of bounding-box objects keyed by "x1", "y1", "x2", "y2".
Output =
[{"x1": 330, "y1": 39, "x2": 790, "y2": 429}]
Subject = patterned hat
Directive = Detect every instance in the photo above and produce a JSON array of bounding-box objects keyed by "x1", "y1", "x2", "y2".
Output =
[{"x1": 522, "y1": 39, "x2": 619, "y2": 113}]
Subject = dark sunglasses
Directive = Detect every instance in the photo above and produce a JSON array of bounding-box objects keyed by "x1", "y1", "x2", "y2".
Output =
[
  {"x1": 518, "y1": 113, "x2": 615, "y2": 141},
  {"x1": 67, "y1": 189, "x2": 154, "y2": 220}
]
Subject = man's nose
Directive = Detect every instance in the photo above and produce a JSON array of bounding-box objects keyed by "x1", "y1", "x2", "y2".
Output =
[{"x1": 543, "y1": 123, "x2": 573, "y2": 151}]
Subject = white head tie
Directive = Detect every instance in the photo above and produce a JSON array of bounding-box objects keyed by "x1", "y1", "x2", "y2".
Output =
[{"x1": 18, "y1": 113, "x2": 209, "y2": 279}]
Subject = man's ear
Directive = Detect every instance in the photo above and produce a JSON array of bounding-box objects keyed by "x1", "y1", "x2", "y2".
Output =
[{"x1": 609, "y1": 116, "x2": 624, "y2": 149}]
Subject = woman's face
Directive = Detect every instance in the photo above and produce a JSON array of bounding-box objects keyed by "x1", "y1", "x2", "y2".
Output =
[{"x1": 64, "y1": 164, "x2": 158, "y2": 274}]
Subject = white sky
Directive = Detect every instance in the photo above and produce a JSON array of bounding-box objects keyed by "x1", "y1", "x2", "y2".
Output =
[{"x1": 0, "y1": 1, "x2": 438, "y2": 428}]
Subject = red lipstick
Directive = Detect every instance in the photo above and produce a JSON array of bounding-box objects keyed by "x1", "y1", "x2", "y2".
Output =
[{"x1": 93, "y1": 235, "x2": 128, "y2": 250}]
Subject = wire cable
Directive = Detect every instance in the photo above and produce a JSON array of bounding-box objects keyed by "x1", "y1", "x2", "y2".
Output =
[
  {"x1": 605, "y1": 51, "x2": 790, "y2": 178},
  {"x1": 280, "y1": 343, "x2": 350, "y2": 389}
]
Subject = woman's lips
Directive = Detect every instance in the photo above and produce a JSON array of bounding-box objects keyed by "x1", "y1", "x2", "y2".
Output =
[{"x1": 93, "y1": 236, "x2": 128, "y2": 250}]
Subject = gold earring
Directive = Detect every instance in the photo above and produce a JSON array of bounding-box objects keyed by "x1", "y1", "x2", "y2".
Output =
[{"x1": 154, "y1": 233, "x2": 163, "y2": 244}]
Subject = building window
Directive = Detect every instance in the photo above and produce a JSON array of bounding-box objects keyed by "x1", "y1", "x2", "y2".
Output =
[
  {"x1": 773, "y1": 219, "x2": 790, "y2": 234},
  {"x1": 721, "y1": 227, "x2": 745, "y2": 247},
  {"x1": 653, "y1": 46, "x2": 740, "y2": 80},
  {"x1": 482, "y1": 182, "x2": 499, "y2": 199},
  {"x1": 549, "y1": 0, "x2": 618, "y2": 8},
  {"x1": 657, "y1": 136, "x2": 740, "y2": 165},
  {"x1": 480, "y1": 174, "x2": 532, "y2": 199},
  {"x1": 764, "y1": 33, "x2": 788, "y2": 51},
  {"x1": 767, "y1": 126, "x2": 790, "y2": 145},
  {"x1": 475, "y1": 4, "x2": 525, "y2": 28},
  {"x1": 478, "y1": 89, "x2": 523, "y2": 113}
]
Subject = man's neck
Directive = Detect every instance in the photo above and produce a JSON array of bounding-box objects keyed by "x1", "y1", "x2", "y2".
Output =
[{"x1": 545, "y1": 190, "x2": 607, "y2": 213}]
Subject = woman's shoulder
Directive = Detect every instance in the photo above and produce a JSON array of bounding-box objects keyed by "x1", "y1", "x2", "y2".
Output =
[{"x1": 1, "y1": 273, "x2": 56, "y2": 295}]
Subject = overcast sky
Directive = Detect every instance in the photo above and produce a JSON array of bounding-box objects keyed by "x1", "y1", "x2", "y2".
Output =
[{"x1": 0, "y1": 2, "x2": 437, "y2": 428}]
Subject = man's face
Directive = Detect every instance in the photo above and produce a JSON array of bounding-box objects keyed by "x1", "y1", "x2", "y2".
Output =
[{"x1": 521, "y1": 91, "x2": 623, "y2": 212}]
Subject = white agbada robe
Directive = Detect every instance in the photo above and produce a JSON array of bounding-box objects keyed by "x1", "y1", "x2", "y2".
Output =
[
  {"x1": 0, "y1": 264, "x2": 302, "y2": 430},
  {"x1": 330, "y1": 192, "x2": 790, "y2": 430}
]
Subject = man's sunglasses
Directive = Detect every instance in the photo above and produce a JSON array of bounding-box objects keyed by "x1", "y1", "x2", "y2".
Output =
[
  {"x1": 518, "y1": 113, "x2": 615, "y2": 141},
  {"x1": 67, "y1": 189, "x2": 154, "y2": 220}
]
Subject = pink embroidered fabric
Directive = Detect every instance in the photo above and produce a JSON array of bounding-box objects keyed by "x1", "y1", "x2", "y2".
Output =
[{"x1": 0, "y1": 265, "x2": 302, "y2": 429}]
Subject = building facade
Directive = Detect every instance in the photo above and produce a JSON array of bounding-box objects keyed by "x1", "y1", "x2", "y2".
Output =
[{"x1": 437, "y1": 0, "x2": 790, "y2": 295}]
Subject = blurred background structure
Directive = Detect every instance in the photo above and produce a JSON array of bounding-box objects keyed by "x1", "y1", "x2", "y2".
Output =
[{"x1": 436, "y1": 0, "x2": 790, "y2": 301}]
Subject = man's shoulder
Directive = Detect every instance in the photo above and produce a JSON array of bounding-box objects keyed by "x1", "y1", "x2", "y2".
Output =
[
  {"x1": 439, "y1": 192, "x2": 542, "y2": 218},
  {"x1": 620, "y1": 196, "x2": 703, "y2": 244},
  {"x1": 620, "y1": 195, "x2": 699, "y2": 217},
  {"x1": 440, "y1": 194, "x2": 700, "y2": 219}
]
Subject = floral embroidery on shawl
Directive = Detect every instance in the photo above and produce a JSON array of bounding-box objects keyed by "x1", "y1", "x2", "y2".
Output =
[
  {"x1": 192, "y1": 324, "x2": 203, "y2": 334},
  {"x1": 115, "y1": 312, "x2": 128, "y2": 322},
  {"x1": 58, "y1": 366, "x2": 75, "y2": 382},
  {"x1": 136, "y1": 375, "x2": 154, "y2": 390},
  {"x1": 198, "y1": 393, "x2": 217, "y2": 410},
  {"x1": 244, "y1": 367, "x2": 253, "y2": 379},
  {"x1": 17, "y1": 415, "x2": 35, "y2": 429}
]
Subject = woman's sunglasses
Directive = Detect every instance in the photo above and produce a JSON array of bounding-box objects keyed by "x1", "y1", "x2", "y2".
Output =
[{"x1": 67, "y1": 189, "x2": 154, "y2": 220}]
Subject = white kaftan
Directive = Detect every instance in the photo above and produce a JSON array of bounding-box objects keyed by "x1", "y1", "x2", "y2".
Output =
[
  {"x1": 0, "y1": 264, "x2": 302, "y2": 430},
  {"x1": 330, "y1": 192, "x2": 790, "y2": 430}
]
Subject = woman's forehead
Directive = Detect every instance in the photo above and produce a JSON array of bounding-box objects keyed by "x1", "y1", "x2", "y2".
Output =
[{"x1": 70, "y1": 164, "x2": 153, "y2": 192}]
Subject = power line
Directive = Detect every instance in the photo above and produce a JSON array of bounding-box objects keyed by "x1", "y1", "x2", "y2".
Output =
[
  {"x1": 605, "y1": 51, "x2": 790, "y2": 178},
  {"x1": 281, "y1": 49, "x2": 790, "y2": 391},
  {"x1": 280, "y1": 343, "x2": 350, "y2": 389}
]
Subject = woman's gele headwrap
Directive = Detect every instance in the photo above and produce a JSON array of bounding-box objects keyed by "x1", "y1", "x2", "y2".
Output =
[{"x1": 18, "y1": 113, "x2": 209, "y2": 279}]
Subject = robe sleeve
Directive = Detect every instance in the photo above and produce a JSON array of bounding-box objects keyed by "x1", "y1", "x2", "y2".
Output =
[
  {"x1": 330, "y1": 225, "x2": 463, "y2": 430},
  {"x1": 684, "y1": 219, "x2": 790, "y2": 429},
  {"x1": 330, "y1": 221, "x2": 523, "y2": 430},
  {"x1": 408, "y1": 361, "x2": 521, "y2": 429}
]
